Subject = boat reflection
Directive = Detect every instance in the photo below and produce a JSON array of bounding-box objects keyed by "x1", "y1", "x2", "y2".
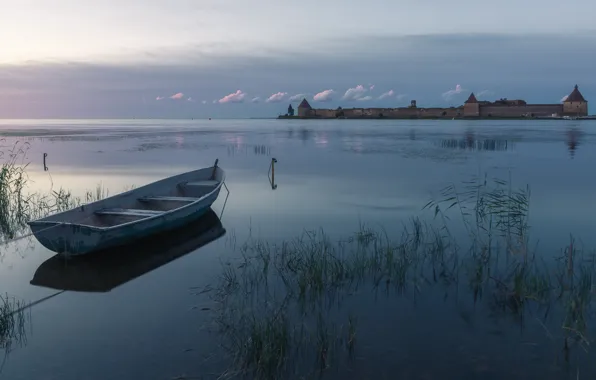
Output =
[{"x1": 29, "y1": 208, "x2": 225, "y2": 293}]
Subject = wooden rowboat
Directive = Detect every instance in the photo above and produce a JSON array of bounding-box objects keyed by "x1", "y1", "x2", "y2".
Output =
[
  {"x1": 27, "y1": 160, "x2": 226, "y2": 256},
  {"x1": 30, "y1": 208, "x2": 225, "y2": 292}
]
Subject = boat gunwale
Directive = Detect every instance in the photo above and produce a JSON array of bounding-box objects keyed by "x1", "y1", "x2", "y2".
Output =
[{"x1": 26, "y1": 168, "x2": 226, "y2": 232}]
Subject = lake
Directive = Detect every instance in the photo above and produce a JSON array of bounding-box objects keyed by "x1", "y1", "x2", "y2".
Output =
[{"x1": 0, "y1": 118, "x2": 594, "y2": 379}]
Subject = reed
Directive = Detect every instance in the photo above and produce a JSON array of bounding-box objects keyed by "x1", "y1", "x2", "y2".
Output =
[
  {"x1": 0, "y1": 293, "x2": 28, "y2": 374},
  {"x1": 0, "y1": 143, "x2": 111, "y2": 246},
  {"x1": 210, "y1": 174, "x2": 596, "y2": 379}
]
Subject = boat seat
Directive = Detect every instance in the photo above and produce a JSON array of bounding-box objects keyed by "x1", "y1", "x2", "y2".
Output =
[
  {"x1": 95, "y1": 208, "x2": 165, "y2": 217},
  {"x1": 182, "y1": 180, "x2": 219, "y2": 188},
  {"x1": 138, "y1": 196, "x2": 200, "y2": 203}
]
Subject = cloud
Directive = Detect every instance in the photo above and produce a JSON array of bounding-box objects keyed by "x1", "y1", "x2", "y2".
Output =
[
  {"x1": 475, "y1": 90, "x2": 493, "y2": 98},
  {"x1": 187, "y1": 97, "x2": 194, "y2": 102},
  {"x1": 289, "y1": 93, "x2": 307, "y2": 101},
  {"x1": 156, "y1": 96, "x2": 165, "y2": 100},
  {"x1": 251, "y1": 97, "x2": 261, "y2": 103},
  {"x1": 266, "y1": 92, "x2": 287, "y2": 103},
  {"x1": 202, "y1": 100, "x2": 207, "y2": 104},
  {"x1": 561, "y1": 95, "x2": 569, "y2": 102},
  {"x1": 218, "y1": 90, "x2": 246, "y2": 104},
  {"x1": 212, "y1": 100, "x2": 217, "y2": 104},
  {"x1": 2, "y1": 33, "x2": 596, "y2": 118},
  {"x1": 396, "y1": 94, "x2": 407, "y2": 101},
  {"x1": 169, "y1": 92, "x2": 184, "y2": 100},
  {"x1": 357, "y1": 96, "x2": 373, "y2": 101},
  {"x1": 342, "y1": 85, "x2": 368, "y2": 101},
  {"x1": 442, "y1": 84, "x2": 465, "y2": 100},
  {"x1": 369, "y1": 84, "x2": 375, "y2": 91},
  {"x1": 378, "y1": 90, "x2": 395, "y2": 99},
  {"x1": 313, "y1": 89, "x2": 334, "y2": 102}
]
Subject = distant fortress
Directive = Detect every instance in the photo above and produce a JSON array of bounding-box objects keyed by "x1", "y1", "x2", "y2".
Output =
[{"x1": 279, "y1": 85, "x2": 589, "y2": 120}]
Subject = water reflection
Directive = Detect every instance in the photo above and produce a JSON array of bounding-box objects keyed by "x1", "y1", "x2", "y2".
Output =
[
  {"x1": 566, "y1": 128, "x2": 582, "y2": 158},
  {"x1": 30, "y1": 209, "x2": 225, "y2": 293},
  {"x1": 438, "y1": 131, "x2": 513, "y2": 151},
  {"x1": 284, "y1": 128, "x2": 314, "y2": 144},
  {"x1": 207, "y1": 177, "x2": 594, "y2": 379},
  {"x1": 0, "y1": 295, "x2": 29, "y2": 376},
  {"x1": 227, "y1": 144, "x2": 271, "y2": 157}
]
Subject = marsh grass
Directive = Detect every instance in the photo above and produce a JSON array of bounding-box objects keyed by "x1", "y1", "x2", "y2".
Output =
[
  {"x1": 211, "y1": 174, "x2": 596, "y2": 379},
  {"x1": 0, "y1": 142, "x2": 113, "y2": 248},
  {"x1": 0, "y1": 294, "x2": 29, "y2": 374}
]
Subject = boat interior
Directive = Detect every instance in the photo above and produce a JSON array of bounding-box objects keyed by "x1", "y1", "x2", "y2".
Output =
[
  {"x1": 31, "y1": 166, "x2": 224, "y2": 229},
  {"x1": 88, "y1": 179, "x2": 220, "y2": 227}
]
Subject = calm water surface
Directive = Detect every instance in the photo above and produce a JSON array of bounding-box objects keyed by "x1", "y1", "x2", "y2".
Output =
[{"x1": 0, "y1": 119, "x2": 594, "y2": 379}]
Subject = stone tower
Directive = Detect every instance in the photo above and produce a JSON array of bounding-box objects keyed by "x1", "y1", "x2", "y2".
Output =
[
  {"x1": 463, "y1": 93, "x2": 480, "y2": 117},
  {"x1": 563, "y1": 85, "x2": 588, "y2": 116},
  {"x1": 297, "y1": 98, "x2": 313, "y2": 117}
]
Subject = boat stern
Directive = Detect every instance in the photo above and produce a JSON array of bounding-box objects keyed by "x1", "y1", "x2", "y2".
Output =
[{"x1": 28, "y1": 221, "x2": 104, "y2": 256}]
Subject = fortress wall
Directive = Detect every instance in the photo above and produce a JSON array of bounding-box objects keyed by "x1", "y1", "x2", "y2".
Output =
[
  {"x1": 479, "y1": 104, "x2": 563, "y2": 117},
  {"x1": 312, "y1": 109, "x2": 335, "y2": 118},
  {"x1": 419, "y1": 108, "x2": 462, "y2": 117}
]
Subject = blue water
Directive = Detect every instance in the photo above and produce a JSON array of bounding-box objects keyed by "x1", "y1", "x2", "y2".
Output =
[{"x1": 0, "y1": 119, "x2": 594, "y2": 379}]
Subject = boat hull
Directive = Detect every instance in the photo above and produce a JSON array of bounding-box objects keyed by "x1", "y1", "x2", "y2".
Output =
[
  {"x1": 28, "y1": 170, "x2": 223, "y2": 256},
  {"x1": 30, "y1": 208, "x2": 226, "y2": 292}
]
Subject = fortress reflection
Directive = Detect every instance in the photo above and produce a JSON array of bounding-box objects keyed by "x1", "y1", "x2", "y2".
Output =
[
  {"x1": 437, "y1": 131, "x2": 513, "y2": 152},
  {"x1": 566, "y1": 127, "x2": 582, "y2": 158}
]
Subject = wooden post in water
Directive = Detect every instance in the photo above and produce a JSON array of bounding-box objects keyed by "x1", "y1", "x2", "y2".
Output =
[
  {"x1": 270, "y1": 158, "x2": 277, "y2": 190},
  {"x1": 210, "y1": 159, "x2": 219, "y2": 180}
]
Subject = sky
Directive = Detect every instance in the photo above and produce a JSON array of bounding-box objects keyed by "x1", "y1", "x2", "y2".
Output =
[{"x1": 1, "y1": 0, "x2": 595, "y2": 118}]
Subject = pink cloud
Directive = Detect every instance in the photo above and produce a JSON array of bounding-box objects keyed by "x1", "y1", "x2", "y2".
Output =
[
  {"x1": 218, "y1": 90, "x2": 246, "y2": 104},
  {"x1": 342, "y1": 85, "x2": 368, "y2": 101},
  {"x1": 369, "y1": 84, "x2": 375, "y2": 91},
  {"x1": 266, "y1": 92, "x2": 288, "y2": 103},
  {"x1": 156, "y1": 96, "x2": 165, "y2": 101},
  {"x1": 313, "y1": 89, "x2": 335, "y2": 102},
  {"x1": 442, "y1": 84, "x2": 465, "y2": 100},
  {"x1": 170, "y1": 92, "x2": 184, "y2": 100},
  {"x1": 289, "y1": 93, "x2": 307, "y2": 101},
  {"x1": 561, "y1": 95, "x2": 569, "y2": 102},
  {"x1": 378, "y1": 90, "x2": 394, "y2": 100}
]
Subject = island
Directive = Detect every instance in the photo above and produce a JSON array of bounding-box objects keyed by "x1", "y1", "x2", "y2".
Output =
[{"x1": 278, "y1": 85, "x2": 589, "y2": 120}]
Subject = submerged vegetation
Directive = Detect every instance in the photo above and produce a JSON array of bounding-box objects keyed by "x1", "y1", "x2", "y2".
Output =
[
  {"x1": 0, "y1": 141, "x2": 115, "y2": 247},
  {"x1": 0, "y1": 140, "x2": 595, "y2": 378},
  {"x1": 0, "y1": 141, "x2": 111, "y2": 373},
  {"x1": 209, "y1": 175, "x2": 596, "y2": 379},
  {"x1": 0, "y1": 294, "x2": 28, "y2": 372}
]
